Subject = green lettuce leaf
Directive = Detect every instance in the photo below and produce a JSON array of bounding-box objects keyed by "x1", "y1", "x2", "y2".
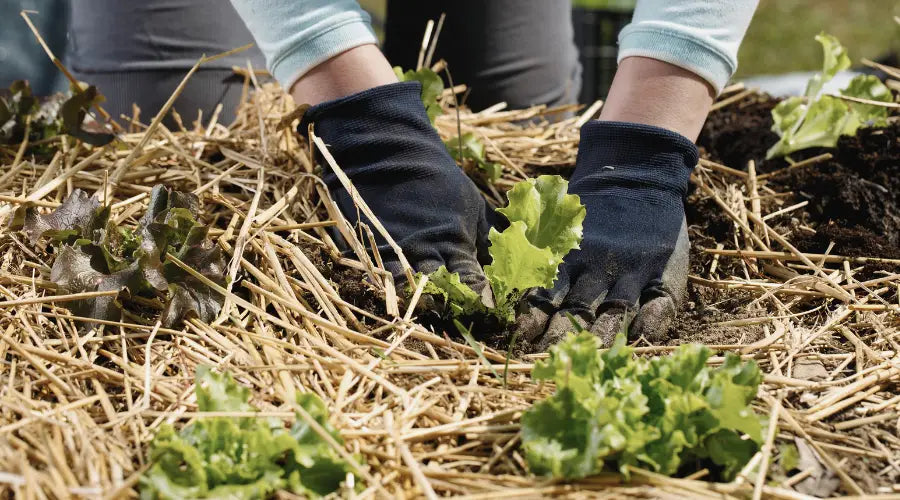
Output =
[
  {"x1": 804, "y1": 32, "x2": 851, "y2": 99},
  {"x1": 421, "y1": 265, "x2": 486, "y2": 316},
  {"x1": 521, "y1": 332, "x2": 763, "y2": 480},
  {"x1": 497, "y1": 175, "x2": 585, "y2": 256},
  {"x1": 141, "y1": 368, "x2": 358, "y2": 499},
  {"x1": 420, "y1": 175, "x2": 584, "y2": 325},
  {"x1": 393, "y1": 66, "x2": 444, "y2": 123},
  {"x1": 767, "y1": 33, "x2": 893, "y2": 158},
  {"x1": 484, "y1": 222, "x2": 561, "y2": 320},
  {"x1": 195, "y1": 366, "x2": 253, "y2": 412},
  {"x1": 841, "y1": 74, "x2": 892, "y2": 122}
]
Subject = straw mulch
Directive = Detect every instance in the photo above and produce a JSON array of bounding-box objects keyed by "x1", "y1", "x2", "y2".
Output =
[{"x1": 0, "y1": 70, "x2": 898, "y2": 499}]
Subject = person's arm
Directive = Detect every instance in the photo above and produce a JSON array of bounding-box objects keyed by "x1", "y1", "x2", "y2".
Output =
[
  {"x1": 518, "y1": 1, "x2": 760, "y2": 349},
  {"x1": 230, "y1": 0, "x2": 493, "y2": 294},
  {"x1": 600, "y1": 0, "x2": 758, "y2": 140},
  {"x1": 228, "y1": 0, "x2": 397, "y2": 105}
]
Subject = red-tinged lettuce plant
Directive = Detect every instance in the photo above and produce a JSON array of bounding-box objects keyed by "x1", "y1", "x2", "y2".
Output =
[
  {"x1": 1, "y1": 80, "x2": 114, "y2": 147},
  {"x1": 11, "y1": 185, "x2": 225, "y2": 327}
]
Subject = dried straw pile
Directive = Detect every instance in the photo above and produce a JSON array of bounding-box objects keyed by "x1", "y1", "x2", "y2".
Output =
[{"x1": 0, "y1": 67, "x2": 898, "y2": 500}]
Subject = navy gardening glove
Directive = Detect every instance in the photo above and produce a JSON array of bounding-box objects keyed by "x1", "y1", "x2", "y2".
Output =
[
  {"x1": 300, "y1": 81, "x2": 492, "y2": 292},
  {"x1": 517, "y1": 121, "x2": 698, "y2": 351}
]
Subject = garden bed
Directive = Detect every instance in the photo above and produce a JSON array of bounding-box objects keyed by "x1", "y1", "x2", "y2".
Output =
[{"x1": 0, "y1": 69, "x2": 898, "y2": 498}]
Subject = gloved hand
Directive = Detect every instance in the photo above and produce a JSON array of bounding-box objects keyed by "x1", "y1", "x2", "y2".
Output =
[
  {"x1": 299, "y1": 81, "x2": 492, "y2": 292},
  {"x1": 517, "y1": 121, "x2": 698, "y2": 351}
]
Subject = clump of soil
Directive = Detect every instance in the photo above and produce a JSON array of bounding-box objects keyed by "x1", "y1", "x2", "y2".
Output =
[
  {"x1": 698, "y1": 94, "x2": 779, "y2": 170},
  {"x1": 293, "y1": 240, "x2": 387, "y2": 322},
  {"x1": 773, "y1": 126, "x2": 900, "y2": 248}
]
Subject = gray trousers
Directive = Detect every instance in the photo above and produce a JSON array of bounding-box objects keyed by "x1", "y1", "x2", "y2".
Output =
[
  {"x1": 67, "y1": 1, "x2": 580, "y2": 123},
  {"x1": 383, "y1": 0, "x2": 581, "y2": 111},
  {"x1": 67, "y1": 0, "x2": 266, "y2": 126}
]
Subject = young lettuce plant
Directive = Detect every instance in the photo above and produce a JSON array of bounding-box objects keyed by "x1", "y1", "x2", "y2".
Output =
[
  {"x1": 521, "y1": 331, "x2": 764, "y2": 480},
  {"x1": 423, "y1": 175, "x2": 586, "y2": 324},
  {"x1": 767, "y1": 33, "x2": 893, "y2": 159},
  {"x1": 140, "y1": 367, "x2": 358, "y2": 499},
  {"x1": 0, "y1": 80, "x2": 115, "y2": 147},
  {"x1": 11, "y1": 185, "x2": 226, "y2": 327}
]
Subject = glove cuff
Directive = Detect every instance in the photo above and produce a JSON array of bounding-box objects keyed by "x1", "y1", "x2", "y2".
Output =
[
  {"x1": 572, "y1": 120, "x2": 698, "y2": 199},
  {"x1": 298, "y1": 80, "x2": 429, "y2": 139}
]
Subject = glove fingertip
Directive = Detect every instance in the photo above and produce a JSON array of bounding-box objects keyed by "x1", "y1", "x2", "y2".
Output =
[
  {"x1": 631, "y1": 296, "x2": 677, "y2": 343},
  {"x1": 589, "y1": 309, "x2": 628, "y2": 347}
]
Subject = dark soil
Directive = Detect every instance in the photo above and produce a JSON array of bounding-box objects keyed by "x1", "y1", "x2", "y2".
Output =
[
  {"x1": 774, "y1": 126, "x2": 900, "y2": 248},
  {"x1": 681, "y1": 93, "x2": 900, "y2": 343},
  {"x1": 696, "y1": 94, "x2": 900, "y2": 258},
  {"x1": 292, "y1": 240, "x2": 387, "y2": 323},
  {"x1": 698, "y1": 93, "x2": 780, "y2": 170}
]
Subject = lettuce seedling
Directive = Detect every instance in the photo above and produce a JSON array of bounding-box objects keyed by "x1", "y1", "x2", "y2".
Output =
[
  {"x1": 767, "y1": 33, "x2": 893, "y2": 159},
  {"x1": 521, "y1": 332, "x2": 763, "y2": 480},
  {"x1": 140, "y1": 367, "x2": 358, "y2": 499},
  {"x1": 423, "y1": 175, "x2": 585, "y2": 324},
  {"x1": 393, "y1": 66, "x2": 445, "y2": 123}
]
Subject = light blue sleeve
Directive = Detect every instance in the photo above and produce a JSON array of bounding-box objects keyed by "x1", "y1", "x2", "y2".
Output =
[
  {"x1": 229, "y1": 0, "x2": 377, "y2": 87},
  {"x1": 618, "y1": 0, "x2": 759, "y2": 93}
]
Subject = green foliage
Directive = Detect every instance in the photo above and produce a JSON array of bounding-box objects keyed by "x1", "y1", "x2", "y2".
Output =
[
  {"x1": 445, "y1": 133, "x2": 503, "y2": 182},
  {"x1": 767, "y1": 33, "x2": 893, "y2": 158},
  {"x1": 11, "y1": 185, "x2": 226, "y2": 327},
  {"x1": 0, "y1": 80, "x2": 114, "y2": 147},
  {"x1": 571, "y1": 0, "x2": 635, "y2": 11},
  {"x1": 393, "y1": 66, "x2": 444, "y2": 123},
  {"x1": 422, "y1": 266, "x2": 485, "y2": 317},
  {"x1": 779, "y1": 443, "x2": 800, "y2": 472},
  {"x1": 140, "y1": 368, "x2": 357, "y2": 499},
  {"x1": 497, "y1": 175, "x2": 585, "y2": 257},
  {"x1": 423, "y1": 175, "x2": 585, "y2": 324},
  {"x1": 521, "y1": 332, "x2": 764, "y2": 480}
]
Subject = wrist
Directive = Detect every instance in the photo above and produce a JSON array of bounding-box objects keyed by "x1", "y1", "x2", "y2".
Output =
[
  {"x1": 289, "y1": 44, "x2": 398, "y2": 106},
  {"x1": 598, "y1": 56, "x2": 714, "y2": 141}
]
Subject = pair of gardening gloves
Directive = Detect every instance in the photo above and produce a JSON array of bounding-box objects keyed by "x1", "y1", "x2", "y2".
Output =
[{"x1": 301, "y1": 81, "x2": 697, "y2": 350}]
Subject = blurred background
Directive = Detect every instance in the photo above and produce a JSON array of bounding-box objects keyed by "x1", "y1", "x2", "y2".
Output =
[{"x1": 3, "y1": 0, "x2": 900, "y2": 102}]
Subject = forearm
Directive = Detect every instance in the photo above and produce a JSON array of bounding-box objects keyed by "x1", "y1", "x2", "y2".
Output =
[
  {"x1": 229, "y1": 0, "x2": 389, "y2": 103},
  {"x1": 289, "y1": 44, "x2": 397, "y2": 105},
  {"x1": 599, "y1": 56, "x2": 714, "y2": 141},
  {"x1": 618, "y1": 0, "x2": 759, "y2": 94},
  {"x1": 600, "y1": 0, "x2": 758, "y2": 141}
]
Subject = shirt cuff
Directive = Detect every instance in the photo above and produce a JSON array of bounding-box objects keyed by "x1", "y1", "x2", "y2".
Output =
[
  {"x1": 272, "y1": 19, "x2": 378, "y2": 88},
  {"x1": 617, "y1": 23, "x2": 735, "y2": 93}
]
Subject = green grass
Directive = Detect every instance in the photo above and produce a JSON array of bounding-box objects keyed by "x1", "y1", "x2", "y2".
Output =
[{"x1": 737, "y1": 0, "x2": 900, "y2": 77}]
